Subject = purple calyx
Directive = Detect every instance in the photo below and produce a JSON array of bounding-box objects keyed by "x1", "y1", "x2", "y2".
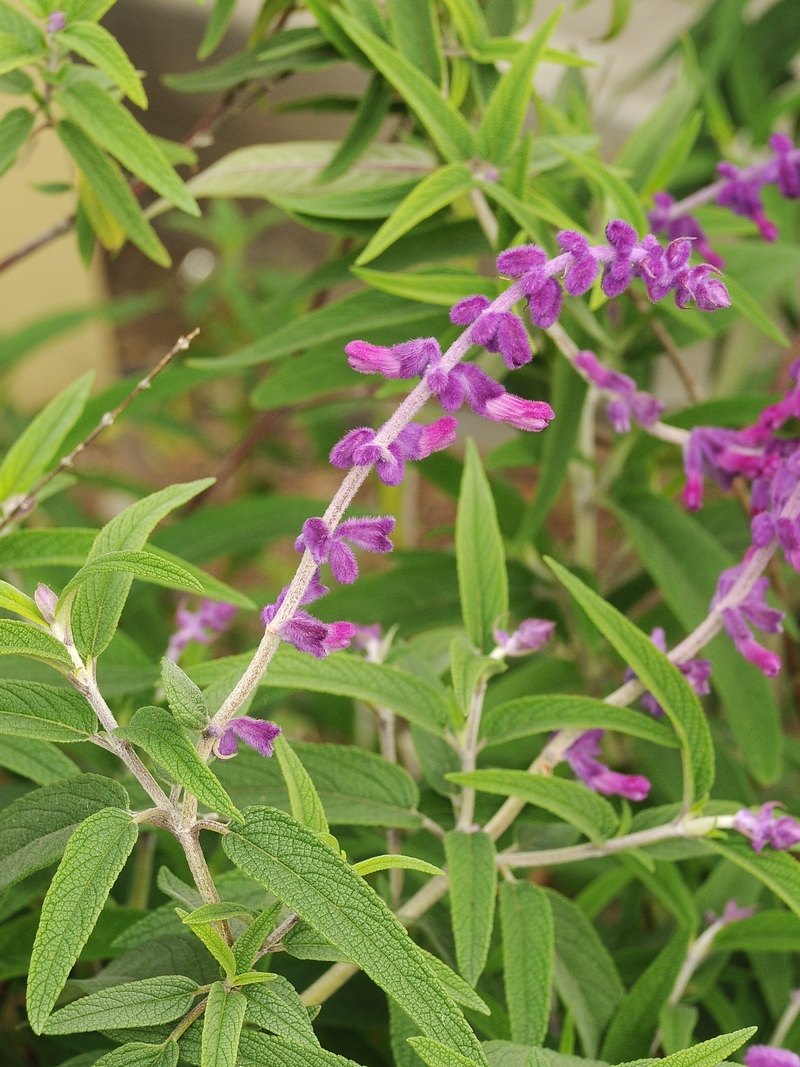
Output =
[
  {"x1": 564, "y1": 729, "x2": 650, "y2": 801},
  {"x1": 734, "y1": 802, "x2": 800, "y2": 852},
  {"x1": 330, "y1": 418, "x2": 458, "y2": 486},
  {"x1": 47, "y1": 10, "x2": 66, "y2": 32},
  {"x1": 574, "y1": 349, "x2": 664, "y2": 434},
  {"x1": 295, "y1": 515, "x2": 395, "y2": 584},
  {"x1": 493, "y1": 618, "x2": 555, "y2": 656},
  {"x1": 207, "y1": 716, "x2": 281, "y2": 760},
  {"x1": 712, "y1": 564, "x2": 784, "y2": 678},
  {"x1": 262, "y1": 568, "x2": 355, "y2": 659}
]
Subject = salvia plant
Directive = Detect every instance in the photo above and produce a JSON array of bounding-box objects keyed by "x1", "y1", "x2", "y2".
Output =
[{"x1": 4, "y1": 1, "x2": 800, "y2": 1067}]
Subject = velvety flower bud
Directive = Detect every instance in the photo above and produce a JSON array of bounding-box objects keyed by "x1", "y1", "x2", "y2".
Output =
[
  {"x1": 345, "y1": 337, "x2": 437, "y2": 379},
  {"x1": 630, "y1": 392, "x2": 665, "y2": 427},
  {"x1": 34, "y1": 583, "x2": 59, "y2": 623},
  {"x1": 483, "y1": 393, "x2": 555, "y2": 432},
  {"x1": 495, "y1": 245, "x2": 547, "y2": 277},
  {"x1": 47, "y1": 10, "x2": 66, "y2": 31},
  {"x1": 450, "y1": 295, "x2": 491, "y2": 325},
  {"x1": 493, "y1": 618, "x2": 554, "y2": 656},
  {"x1": 564, "y1": 729, "x2": 650, "y2": 801},
  {"x1": 279, "y1": 612, "x2": 356, "y2": 658},
  {"x1": 772, "y1": 133, "x2": 800, "y2": 199},
  {"x1": 606, "y1": 398, "x2": 630, "y2": 434},
  {"x1": 717, "y1": 161, "x2": 779, "y2": 242},
  {"x1": 210, "y1": 716, "x2": 281, "y2": 760},
  {"x1": 649, "y1": 192, "x2": 725, "y2": 271},
  {"x1": 525, "y1": 276, "x2": 563, "y2": 329}
]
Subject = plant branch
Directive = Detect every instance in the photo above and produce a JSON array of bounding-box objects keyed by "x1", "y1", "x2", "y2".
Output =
[{"x1": 629, "y1": 288, "x2": 703, "y2": 404}]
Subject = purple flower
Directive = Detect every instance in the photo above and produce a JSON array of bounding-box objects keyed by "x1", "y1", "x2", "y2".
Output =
[
  {"x1": 574, "y1": 350, "x2": 664, "y2": 433},
  {"x1": 735, "y1": 802, "x2": 800, "y2": 852},
  {"x1": 557, "y1": 231, "x2": 599, "y2": 295},
  {"x1": 493, "y1": 618, "x2": 554, "y2": 656},
  {"x1": 330, "y1": 417, "x2": 457, "y2": 486},
  {"x1": 682, "y1": 427, "x2": 763, "y2": 510},
  {"x1": 345, "y1": 337, "x2": 437, "y2": 379},
  {"x1": 47, "y1": 10, "x2": 66, "y2": 32},
  {"x1": 470, "y1": 311, "x2": 532, "y2": 370},
  {"x1": 772, "y1": 134, "x2": 800, "y2": 200},
  {"x1": 601, "y1": 220, "x2": 638, "y2": 298},
  {"x1": 166, "y1": 599, "x2": 237, "y2": 661},
  {"x1": 427, "y1": 361, "x2": 554, "y2": 433},
  {"x1": 648, "y1": 192, "x2": 725, "y2": 271},
  {"x1": 262, "y1": 569, "x2": 355, "y2": 659},
  {"x1": 712, "y1": 565, "x2": 784, "y2": 677},
  {"x1": 630, "y1": 628, "x2": 711, "y2": 717},
  {"x1": 208, "y1": 716, "x2": 281, "y2": 760},
  {"x1": 494, "y1": 244, "x2": 563, "y2": 328},
  {"x1": 564, "y1": 729, "x2": 650, "y2": 801},
  {"x1": 295, "y1": 515, "x2": 395, "y2": 584},
  {"x1": 717, "y1": 161, "x2": 778, "y2": 242},
  {"x1": 745, "y1": 1048, "x2": 800, "y2": 1067},
  {"x1": 674, "y1": 263, "x2": 731, "y2": 312}
]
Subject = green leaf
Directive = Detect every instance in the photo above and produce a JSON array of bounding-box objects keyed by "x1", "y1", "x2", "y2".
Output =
[
  {"x1": 0, "y1": 105, "x2": 33, "y2": 178},
  {"x1": 551, "y1": 144, "x2": 648, "y2": 234},
  {"x1": 354, "y1": 854, "x2": 444, "y2": 878},
  {"x1": 448, "y1": 769, "x2": 619, "y2": 843},
  {"x1": 147, "y1": 546, "x2": 254, "y2": 610},
  {"x1": 94, "y1": 1043, "x2": 179, "y2": 1067},
  {"x1": 0, "y1": 736, "x2": 78, "y2": 784},
  {"x1": 482, "y1": 694, "x2": 679, "y2": 749},
  {"x1": 478, "y1": 179, "x2": 584, "y2": 237},
  {"x1": 176, "y1": 907, "x2": 237, "y2": 979},
  {"x1": 352, "y1": 266, "x2": 497, "y2": 306},
  {"x1": 0, "y1": 32, "x2": 43, "y2": 75},
  {"x1": 0, "y1": 773, "x2": 127, "y2": 891},
  {"x1": 42, "y1": 975, "x2": 199, "y2": 1034},
  {"x1": 618, "y1": 854, "x2": 697, "y2": 929},
  {"x1": 546, "y1": 889, "x2": 624, "y2": 1057},
  {"x1": 201, "y1": 982, "x2": 246, "y2": 1067},
  {"x1": 499, "y1": 881, "x2": 553, "y2": 1045},
  {"x1": 60, "y1": 550, "x2": 203, "y2": 611},
  {"x1": 57, "y1": 121, "x2": 170, "y2": 266},
  {"x1": 161, "y1": 658, "x2": 209, "y2": 729},
  {"x1": 58, "y1": 22, "x2": 147, "y2": 107},
  {"x1": 722, "y1": 274, "x2": 789, "y2": 347},
  {"x1": 418, "y1": 950, "x2": 490, "y2": 1014},
  {"x1": 444, "y1": 831, "x2": 496, "y2": 987},
  {"x1": 116, "y1": 707, "x2": 239, "y2": 821},
  {"x1": 457, "y1": 440, "x2": 508, "y2": 652},
  {"x1": 232, "y1": 901, "x2": 282, "y2": 972},
  {"x1": 641, "y1": 111, "x2": 703, "y2": 197},
  {"x1": 704, "y1": 836, "x2": 800, "y2": 918},
  {"x1": 59, "y1": 81, "x2": 197, "y2": 215},
  {"x1": 0, "y1": 680, "x2": 95, "y2": 742},
  {"x1": 329, "y1": 8, "x2": 475, "y2": 162},
  {"x1": 273, "y1": 732, "x2": 329, "y2": 836},
  {"x1": 224, "y1": 806, "x2": 487, "y2": 1064},
  {"x1": 321, "y1": 72, "x2": 392, "y2": 182},
  {"x1": 0, "y1": 372, "x2": 92, "y2": 502},
  {"x1": 0, "y1": 0, "x2": 43, "y2": 52},
  {"x1": 546, "y1": 557, "x2": 714, "y2": 805},
  {"x1": 449, "y1": 635, "x2": 504, "y2": 718},
  {"x1": 386, "y1": 0, "x2": 442, "y2": 84},
  {"x1": 660, "y1": 1003, "x2": 699, "y2": 1057},
  {"x1": 27, "y1": 807, "x2": 138, "y2": 1032},
  {"x1": 198, "y1": 0, "x2": 237, "y2": 59},
  {"x1": 476, "y1": 9, "x2": 561, "y2": 165},
  {"x1": 712, "y1": 911, "x2": 800, "y2": 952},
  {"x1": 182, "y1": 902, "x2": 255, "y2": 926},
  {"x1": 601, "y1": 0, "x2": 631, "y2": 38},
  {"x1": 0, "y1": 581, "x2": 43, "y2": 625},
  {"x1": 356, "y1": 164, "x2": 474, "y2": 265},
  {"x1": 657, "y1": 1029, "x2": 756, "y2": 1067},
  {"x1": 408, "y1": 1038, "x2": 476, "y2": 1067},
  {"x1": 0, "y1": 620, "x2": 73, "y2": 668},
  {"x1": 72, "y1": 479, "x2": 213, "y2": 657},
  {"x1": 601, "y1": 928, "x2": 691, "y2": 1062},
  {"x1": 236, "y1": 1033, "x2": 362, "y2": 1067},
  {"x1": 243, "y1": 974, "x2": 321, "y2": 1046}
]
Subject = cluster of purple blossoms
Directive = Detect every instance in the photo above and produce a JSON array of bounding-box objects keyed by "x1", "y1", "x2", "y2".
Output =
[
  {"x1": 712, "y1": 566, "x2": 784, "y2": 678},
  {"x1": 331, "y1": 417, "x2": 459, "y2": 486},
  {"x1": 706, "y1": 900, "x2": 755, "y2": 927},
  {"x1": 574, "y1": 349, "x2": 664, "y2": 434},
  {"x1": 734, "y1": 802, "x2": 800, "y2": 852},
  {"x1": 295, "y1": 516, "x2": 395, "y2": 584},
  {"x1": 166, "y1": 598, "x2": 237, "y2": 661},
  {"x1": 207, "y1": 715, "x2": 281, "y2": 760},
  {"x1": 262, "y1": 569, "x2": 354, "y2": 660},
  {"x1": 564, "y1": 729, "x2": 650, "y2": 801}
]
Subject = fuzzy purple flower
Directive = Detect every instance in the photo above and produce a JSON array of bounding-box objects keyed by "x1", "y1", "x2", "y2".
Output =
[
  {"x1": 648, "y1": 192, "x2": 725, "y2": 271},
  {"x1": 745, "y1": 1048, "x2": 800, "y2": 1067},
  {"x1": 628, "y1": 627, "x2": 711, "y2": 717},
  {"x1": 166, "y1": 599, "x2": 237, "y2": 661},
  {"x1": 557, "y1": 231, "x2": 600, "y2": 295},
  {"x1": 428, "y1": 361, "x2": 555, "y2": 432},
  {"x1": 734, "y1": 802, "x2": 800, "y2": 853},
  {"x1": 495, "y1": 245, "x2": 564, "y2": 328},
  {"x1": 47, "y1": 10, "x2": 66, "y2": 32},
  {"x1": 208, "y1": 716, "x2": 281, "y2": 760},
  {"x1": 262, "y1": 569, "x2": 355, "y2": 659},
  {"x1": 330, "y1": 417, "x2": 457, "y2": 486},
  {"x1": 772, "y1": 134, "x2": 800, "y2": 200},
  {"x1": 717, "y1": 161, "x2": 778, "y2": 242},
  {"x1": 493, "y1": 618, "x2": 555, "y2": 657},
  {"x1": 295, "y1": 515, "x2": 395, "y2": 584},
  {"x1": 574, "y1": 350, "x2": 664, "y2": 433},
  {"x1": 712, "y1": 564, "x2": 784, "y2": 677},
  {"x1": 681, "y1": 426, "x2": 766, "y2": 511},
  {"x1": 345, "y1": 337, "x2": 437, "y2": 379},
  {"x1": 564, "y1": 729, "x2": 650, "y2": 801}
]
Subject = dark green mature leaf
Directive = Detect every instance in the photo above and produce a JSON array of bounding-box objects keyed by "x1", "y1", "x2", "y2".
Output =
[
  {"x1": 243, "y1": 974, "x2": 320, "y2": 1046},
  {"x1": 72, "y1": 479, "x2": 213, "y2": 657},
  {"x1": 42, "y1": 975, "x2": 198, "y2": 1033},
  {"x1": 197, "y1": 0, "x2": 237, "y2": 58},
  {"x1": 0, "y1": 106, "x2": 33, "y2": 177},
  {"x1": 27, "y1": 807, "x2": 138, "y2": 1032},
  {"x1": 482, "y1": 694, "x2": 679, "y2": 748},
  {"x1": 0, "y1": 680, "x2": 95, "y2": 742},
  {"x1": 94, "y1": 1043, "x2": 179, "y2": 1067},
  {"x1": 329, "y1": 8, "x2": 475, "y2": 162},
  {"x1": 202, "y1": 982, "x2": 246, "y2": 1067},
  {"x1": 250, "y1": 340, "x2": 366, "y2": 410},
  {"x1": 499, "y1": 881, "x2": 553, "y2": 1046},
  {"x1": 161, "y1": 659, "x2": 208, "y2": 729},
  {"x1": 420, "y1": 950, "x2": 490, "y2": 1014},
  {"x1": 223, "y1": 806, "x2": 487, "y2": 1064},
  {"x1": 457, "y1": 440, "x2": 508, "y2": 651},
  {"x1": 0, "y1": 620, "x2": 73, "y2": 668},
  {"x1": 712, "y1": 911, "x2": 800, "y2": 952},
  {"x1": 0, "y1": 774, "x2": 127, "y2": 891},
  {"x1": 553, "y1": 144, "x2": 647, "y2": 234},
  {"x1": 619, "y1": 855, "x2": 697, "y2": 929},
  {"x1": 705, "y1": 836, "x2": 800, "y2": 917},
  {"x1": 117, "y1": 707, "x2": 239, "y2": 821},
  {"x1": 547, "y1": 558, "x2": 714, "y2": 804},
  {"x1": 612, "y1": 491, "x2": 781, "y2": 783},
  {"x1": 58, "y1": 22, "x2": 146, "y2": 106},
  {"x1": 601, "y1": 929, "x2": 691, "y2": 1062},
  {"x1": 444, "y1": 831, "x2": 496, "y2": 987},
  {"x1": 273, "y1": 733, "x2": 328, "y2": 836},
  {"x1": 0, "y1": 736, "x2": 79, "y2": 784},
  {"x1": 449, "y1": 769, "x2": 619, "y2": 842},
  {"x1": 352, "y1": 266, "x2": 497, "y2": 306}
]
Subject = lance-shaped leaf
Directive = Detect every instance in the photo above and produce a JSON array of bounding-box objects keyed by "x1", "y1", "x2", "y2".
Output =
[
  {"x1": 657, "y1": 1029, "x2": 756, "y2": 1067},
  {"x1": 232, "y1": 901, "x2": 282, "y2": 973},
  {"x1": 202, "y1": 982, "x2": 246, "y2": 1067},
  {"x1": 546, "y1": 557, "x2": 714, "y2": 805},
  {"x1": 553, "y1": 144, "x2": 647, "y2": 235},
  {"x1": 197, "y1": 0, "x2": 236, "y2": 59},
  {"x1": 408, "y1": 1038, "x2": 476, "y2": 1067},
  {"x1": 448, "y1": 769, "x2": 619, "y2": 843},
  {"x1": 0, "y1": 580, "x2": 43, "y2": 625},
  {"x1": 0, "y1": 680, "x2": 96, "y2": 743},
  {"x1": 116, "y1": 707, "x2": 239, "y2": 822},
  {"x1": 236, "y1": 1033, "x2": 371, "y2": 1067},
  {"x1": 0, "y1": 736, "x2": 79, "y2": 784},
  {"x1": 0, "y1": 619, "x2": 72, "y2": 668},
  {"x1": 94, "y1": 1043, "x2": 179, "y2": 1067},
  {"x1": 60, "y1": 550, "x2": 203, "y2": 609},
  {"x1": 273, "y1": 733, "x2": 328, "y2": 836},
  {"x1": 704, "y1": 836, "x2": 800, "y2": 918},
  {"x1": 352, "y1": 267, "x2": 497, "y2": 307},
  {"x1": 223, "y1": 806, "x2": 487, "y2": 1064},
  {"x1": 321, "y1": 71, "x2": 392, "y2": 182},
  {"x1": 476, "y1": 9, "x2": 561, "y2": 165},
  {"x1": 445, "y1": 831, "x2": 496, "y2": 987},
  {"x1": 161, "y1": 658, "x2": 209, "y2": 729},
  {"x1": 499, "y1": 882, "x2": 552, "y2": 1045},
  {"x1": 356, "y1": 163, "x2": 474, "y2": 265},
  {"x1": 386, "y1": 0, "x2": 442, "y2": 83},
  {"x1": 329, "y1": 7, "x2": 475, "y2": 162},
  {"x1": 41, "y1": 974, "x2": 199, "y2": 1034},
  {"x1": 244, "y1": 974, "x2": 321, "y2": 1047},
  {"x1": 457, "y1": 440, "x2": 508, "y2": 652},
  {"x1": 353, "y1": 854, "x2": 443, "y2": 878},
  {"x1": 0, "y1": 773, "x2": 127, "y2": 891},
  {"x1": 0, "y1": 106, "x2": 34, "y2": 177},
  {"x1": 419, "y1": 950, "x2": 489, "y2": 1014},
  {"x1": 58, "y1": 22, "x2": 146, "y2": 107},
  {"x1": 177, "y1": 907, "x2": 237, "y2": 980},
  {"x1": 27, "y1": 807, "x2": 138, "y2": 1032},
  {"x1": 712, "y1": 911, "x2": 800, "y2": 953},
  {"x1": 479, "y1": 179, "x2": 584, "y2": 235}
]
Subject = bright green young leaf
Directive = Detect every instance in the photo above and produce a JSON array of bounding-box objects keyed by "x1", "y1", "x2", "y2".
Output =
[
  {"x1": 321, "y1": 72, "x2": 392, "y2": 182},
  {"x1": 0, "y1": 372, "x2": 92, "y2": 502},
  {"x1": 0, "y1": 34, "x2": 44, "y2": 76},
  {"x1": 439, "y1": 0, "x2": 487, "y2": 51},
  {"x1": 94, "y1": 1042, "x2": 179, "y2": 1067},
  {"x1": 59, "y1": 81, "x2": 198, "y2": 215},
  {"x1": 0, "y1": 580, "x2": 43, "y2": 625},
  {"x1": 0, "y1": 1, "x2": 44, "y2": 52},
  {"x1": 641, "y1": 110, "x2": 703, "y2": 197},
  {"x1": 201, "y1": 982, "x2": 246, "y2": 1067},
  {"x1": 116, "y1": 706, "x2": 240, "y2": 822},
  {"x1": 182, "y1": 902, "x2": 255, "y2": 926},
  {"x1": 0, "y1": 679, "x2": 96, "y2": 743},
  {"x1": 476, "y1": 9, "x2": 561, "y2": 165},
  {"x1": 418, "y1": 949, "x2": 490, "y2": 1014},
  {"x1": 353, "y1": 854, "x2": 444, "y2": 878},
  {"x1": 499, "y1": 881, "x2": 553, "y2": 1045},
  {"x1": 223, "y1": 806, "x2": 487, "y2": 1064},
  {"x1": 161, "y1": 657, "x2": 209, "y2": 729},
  {"x1": 356, "y1": 163, "x2": 474, "y2": 265},
  {"x1": 448, "y1": 769, "x2": 619, "y2": 843},
  {"x1": 198, "y1": 0, "x2": 237, "y2": 59},
  {"x1": 57, "y1": 121, "x2": 171, "y2": 266},
  {"x1": 552, "y1": 144, "x2": 648, "y2": 234},
  {"x1": 479, "y1": 179, "x2": 584, "y2": 236},
  {"x1": 656, "y1": 1029, "x2": 756, "y2": 1067},
  {"x1": 408, "y1": 1038, "x2": 476, "y2": 1067},
  {"x1": 0, "y1": 106, "x2": 33, "y2": 178},
  {"x1": 352, "y1": 266, "x2": 497, "y2": 306},
  {"x1": 176, "y1": 906, "x2": 237, "y2": 979},
  {"x1": 59, "y1": 550, "x2": 203, "y2": 611},
  {"x1": 457, "y1": 439, "x2": 508, "y2": 651},
  {"x1": 329, "y1": 8, "x2": 475, "y2": 162},
  {"x1": 601, "y1": 928, "x2": 691, "y2": 1062},
  {"x1": 243, "y1": 974, "x2": 321, "y2": 1046},
  {"x1": 0, "y1": 620, "x2": 73, "y2": 669},
  {"x1": 0, "y1": 735, "x2": 79, "y2": 784},
  {"x1": 546, "y1": 557, "x2": 714, "y2": 805},
  {"x1": 41, "y1": 975, "x2": 199, "y2": 1033},
  {"x1": 273, "y1": 732, "x2": 329, "y2": 836},
  {"x1": 27, "y1": 807, "x2": 138, "y2": 1032},
  {"x1": 232, "y1": 901, "x2": 282, "y2": 972},
  {"x1": 449, "y1": 634, "x2": 505, "y2": 718},
  {"x1": 386, "y1": 0, "x2": 442, "y2": 84},
  {"x1": 0, "y1": 773, "x2": 127, "y2": 891},
  {"x1": 445, "y1": 831, "x2": 496, "y2": 987},
  {"x1": 58, "y1": 22, "x2": 147, "y2": 107}
]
